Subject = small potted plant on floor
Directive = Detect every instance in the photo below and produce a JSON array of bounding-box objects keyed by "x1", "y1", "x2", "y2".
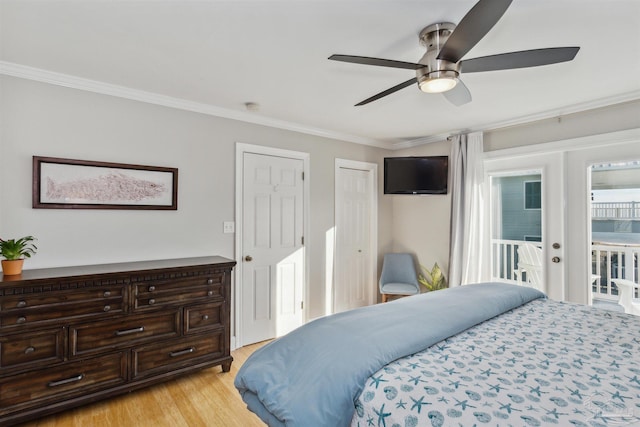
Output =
[
  {"x1": 0, "y1": 235, "x2": 37, "y2": 276},
  {"x1": 418, "y1": 262, "x2": 447, "y2": 292}
]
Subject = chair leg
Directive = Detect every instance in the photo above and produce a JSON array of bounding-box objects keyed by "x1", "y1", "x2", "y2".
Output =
[{"x1": 382, "y1": 294, "x2": 388, "y2": 303}]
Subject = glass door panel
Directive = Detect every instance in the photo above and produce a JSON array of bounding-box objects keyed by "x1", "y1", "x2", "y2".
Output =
[
  {"x1": 590, "y1": 160, "x2": 640, "y2": 305},
  {"x1": 484, "y1": 152, "x2": 565, "y2": 301},
  {"x1": 490, "y1": 173, "x2": 542, "y2": 284}
]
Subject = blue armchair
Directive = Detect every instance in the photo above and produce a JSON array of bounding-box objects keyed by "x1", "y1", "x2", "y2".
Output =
[{"x1": 379, "y1": 253, "x2": 421, "y2": 302}]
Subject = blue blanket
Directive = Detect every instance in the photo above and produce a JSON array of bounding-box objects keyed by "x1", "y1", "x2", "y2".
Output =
[{"x1": 234, "y1": 282, "x2": 545, "y2": 427}]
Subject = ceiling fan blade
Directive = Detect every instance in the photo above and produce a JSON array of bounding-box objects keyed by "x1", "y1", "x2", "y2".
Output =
[
  {"x1": 442, "y1": 79, "x2": 472, "y2": 106},
  {"x1": 329, "y1": 54, "x2": 423, "y2": 70},
  {"x1": 460, "y1": 47, "x2": 580, "y2": 73},
  {"x1": 355, "y1": 78, "x2": 417, "y2": 106},
  {"x1": 437, "y1": 0, "x2": 512, "y2": 63}
]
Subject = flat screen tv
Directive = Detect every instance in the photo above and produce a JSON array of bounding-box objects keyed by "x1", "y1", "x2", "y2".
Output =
[{"x1": 384, "y1": 156, "x2": 448, "y2": 194}]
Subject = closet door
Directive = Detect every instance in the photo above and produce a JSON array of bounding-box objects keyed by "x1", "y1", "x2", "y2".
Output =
[{"x1": 334, "y1": 160, "x2": 377, "y2": 313}]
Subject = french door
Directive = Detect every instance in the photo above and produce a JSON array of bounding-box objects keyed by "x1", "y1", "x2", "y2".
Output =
[
  {"x1": 484, "y1": 152, "x2": 566, "y2": 301},
  {"x1": 483, "y1": 129, "x2": 640, "y2": 304},
  {"x1": 565, "y1": 135, "x2": 640, "y2": 304}
]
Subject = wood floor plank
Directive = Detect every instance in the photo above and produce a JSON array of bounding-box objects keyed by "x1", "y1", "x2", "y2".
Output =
[{"x1": 21, "y1": 342, "x2": 268, "y2": 427}]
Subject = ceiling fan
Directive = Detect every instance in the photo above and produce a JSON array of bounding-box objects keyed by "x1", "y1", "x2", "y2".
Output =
[{"x1": 329, "y1": 0, "x2": 579, "y2": 106}]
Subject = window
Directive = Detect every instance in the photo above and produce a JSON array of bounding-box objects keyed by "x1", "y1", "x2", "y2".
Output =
[{"x1": 524, "y1": 180, "x2": 541, "y2": 210}]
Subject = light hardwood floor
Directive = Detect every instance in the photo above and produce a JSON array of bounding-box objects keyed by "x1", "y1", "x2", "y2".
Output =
[{"x1": 21, "y1": 342, "x2": 269, "y2": 427}]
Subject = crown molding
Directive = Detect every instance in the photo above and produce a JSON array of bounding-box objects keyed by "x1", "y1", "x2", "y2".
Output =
[
  {"x1": 2, "y1": 61, "x2": 638, "y2": 152},
  {"x1": 483, "y1": 127, "x2": 640, "y2": 160},
  {"x1": 0, "y1": 61, "x2": 390, "y2": 149},
  {"x1": 395, "y1": 90, "x2": 640, "y2": 150}
]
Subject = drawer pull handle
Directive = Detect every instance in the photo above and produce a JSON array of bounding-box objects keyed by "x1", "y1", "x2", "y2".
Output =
[
  {"x1": 207, "y1": 290, "x2": 213, "y2": 296},
  {"x1": 207, "y1": 279, "x2": 214, "y2": 285},
  {"x1": 48, "y1": 374, "x2": 84, "y2": 388},
  {"x1": 148, "y1": 285, "x2": 156, "y2": 292},
  {"x1": 148, "y1": 299, "x2": 156, "y2": 305},
  {"x1": 170, "y1": 347, "x2": 195, "y2": 358},
  {"x1": 16, "y1": 317, "x2": 26, "y2": 324},
  {"x1": 115, "y1": 326, "x2": 145, "y2": 336},
  {"x1": 103, "y1": 291, "x2": 111, "y2": 298},
  {"x1": 104, "y1": 305, "x2": 111, "y2": 312},
  {"x1": 16, "y1": 300, "x2": 27, "y2": 308},
  {"x1": 202, "y1": 315, "x2": 209, "y2": 321},
  {"x1": 25, "y1": 346, "x2": 36, "y2": 354}
]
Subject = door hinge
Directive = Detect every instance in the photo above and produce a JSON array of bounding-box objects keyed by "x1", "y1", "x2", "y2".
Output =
[
  {"x1": 301, "y1": 236, "x2": 304, "y2": 245},
  {"x1": 302, "y1": 171, "x2": 305, "y2": 181},
  {"x1": 301, "y1": 301, "x2": 304, "y2": 310}
]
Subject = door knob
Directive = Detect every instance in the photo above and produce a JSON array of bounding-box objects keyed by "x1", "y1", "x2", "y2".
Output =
[
  {"x1": 551, "y1": 256, "x2": 560, "y2": 263},
  {"x1": 244, "y1": 255, "x2": 253, "y2": 262}
]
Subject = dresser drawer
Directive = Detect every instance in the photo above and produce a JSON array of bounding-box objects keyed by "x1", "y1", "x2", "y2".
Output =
[
  {"x1": 184, "y1": 302, "x2": 225, "y2": 335},
  {"x1": 0, "y1": 328, "x2": 65, "y2": 372},
  {"x1": 0, "y1": 299, "x2": 124, "y2": 328},
  {"x1": 0, "y1": 352, "x2": 126, "y2": 411},
  {"x1": 135, "y1": 286, "x2": 222, "y2": 310},
  {"x1": 70, "y1": 311, "x2": 180, "y2": 356},
  {"x1": 133, "y1": 271, "x2": 225, "y2": 310},
  {"x1": 0, "y1": 287, "x2": 124, "y2": 311},
  {"x1": 132, "y1": 332, "x2": 225, "y2": 380},
  {"x1": 134, "y1": 270, "x2": 225, "y2": 293},
  {"x1": 0, "y1": 287, "x2": 125, "y2": 328}
]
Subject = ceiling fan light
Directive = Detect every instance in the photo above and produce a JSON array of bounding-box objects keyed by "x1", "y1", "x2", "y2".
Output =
[
  {"x1": 419, "y1": 77, "x2": 458, "y2": 93},
  {"x1": 418, "y1": 69, "x2": 459, "y2": 93}
]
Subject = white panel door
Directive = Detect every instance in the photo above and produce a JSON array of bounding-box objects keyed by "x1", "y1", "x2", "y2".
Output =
[
  {"x1": 334, "y1": 162, "x2": 377, "y2": 313},
  {"x1": 485, "y1": 152, "x2": 565, "y2": 301},
  {"x1": 241, "y1": 153, "x2": 304, "y2": 345}
]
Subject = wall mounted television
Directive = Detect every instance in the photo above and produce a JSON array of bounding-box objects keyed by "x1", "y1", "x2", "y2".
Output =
[{"x1": 384, "y1": 156, "x2": 449, "y2": 194}]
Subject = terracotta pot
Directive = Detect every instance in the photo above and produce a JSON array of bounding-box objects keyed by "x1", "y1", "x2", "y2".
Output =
[{"x1": 1, "y1": 259, "x2": 24, "y2": 276}]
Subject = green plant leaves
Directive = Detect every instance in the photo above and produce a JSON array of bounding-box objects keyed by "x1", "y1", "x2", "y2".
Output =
[
  {"x1": 0, "y1": 235, "x2": 37, "y2": 260},
  {"x1": 418, "y1": 262, "x2": 447, "y2": 292}
]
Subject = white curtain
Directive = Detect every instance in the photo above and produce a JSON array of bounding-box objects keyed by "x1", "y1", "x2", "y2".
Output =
[{"x1": 448, "y1": 132, "x2": 485, "y2": 287}]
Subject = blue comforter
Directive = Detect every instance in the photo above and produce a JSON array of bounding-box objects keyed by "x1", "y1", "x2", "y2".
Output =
[{"x1": 234, "y1": 282, "x2": 545, "y2": 427}]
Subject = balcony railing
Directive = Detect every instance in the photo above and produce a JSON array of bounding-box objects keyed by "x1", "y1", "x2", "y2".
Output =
[
  {"x1": 490, "y1": 239, "x2": 542, "y2": 283},
  {"x1": 592, "y1": 242, "x2": 639, "y2": 300},
  {"x1": 491, "y1": 238, "x2": 639, "y2": 302},
  {"x1": 592, "y1": 201, "x2": 640, "y2": 220}
]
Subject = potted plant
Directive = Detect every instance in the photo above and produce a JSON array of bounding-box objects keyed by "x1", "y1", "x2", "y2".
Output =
[
  {"x1": 0, "y1": 235, "x2": 37, "y2": 276},
  {"x1": 418, "y1": 262, "x2": 447, "y2": 292}
]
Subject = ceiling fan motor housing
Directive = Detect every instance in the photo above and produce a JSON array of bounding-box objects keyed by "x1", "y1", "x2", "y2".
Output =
[{"x1": 417, "y1": 23, "x2": 460, "y2": 85}]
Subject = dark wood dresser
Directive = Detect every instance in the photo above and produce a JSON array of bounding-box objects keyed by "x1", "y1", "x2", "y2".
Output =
[{"x1": 0, "y1": 256, "x2": 235, "y2": 426}]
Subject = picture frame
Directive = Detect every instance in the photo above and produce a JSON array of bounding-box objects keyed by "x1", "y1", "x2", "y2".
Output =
[{"x1": 32, "y1": 156, "x2": 178, "y2": 210}]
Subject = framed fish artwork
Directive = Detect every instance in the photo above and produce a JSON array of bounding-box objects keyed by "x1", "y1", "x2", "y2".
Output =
[{"x1": 32, "y1": 156, "x2": 178, "y2": 210}]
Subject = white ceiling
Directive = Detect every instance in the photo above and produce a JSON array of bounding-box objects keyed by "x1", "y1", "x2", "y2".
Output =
[{"x1": 1, "y1": 0, "x2": 639, "y2": 148}]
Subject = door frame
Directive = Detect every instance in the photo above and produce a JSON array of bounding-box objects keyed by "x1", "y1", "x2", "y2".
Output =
[
  {"x1": 483, "y1": 153, "x2": 566, "y2": 301},
  {"x1": 332, "y1": 159, "x2": 378, "y2": 314},
  {"x1": 234, "y1": 143, "x2": 310, "y2": 349},
  {"x1": 483, "y1": 128, "x2": 640, "y2": 304},
  {"x1": 565, "y1": 131, "x2": 640, "y2": 304}
]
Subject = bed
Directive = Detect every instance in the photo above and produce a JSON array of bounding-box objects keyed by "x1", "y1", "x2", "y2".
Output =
[{"x1": 234, "y1": 283, "x2": 640, "y2": 427}]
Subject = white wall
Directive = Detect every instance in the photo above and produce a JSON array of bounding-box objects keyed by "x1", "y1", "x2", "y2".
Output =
[
  {"x1": 384, "y1": 140, "x2": 452, "y2": 282},
  {"x1": 387, "y1": 100, "x2": 640, "y2": 288},
  {"x1": 484, "y1": 99, "x2": 640, "y2": 152},
  {"x1": 2, "y1": 74, "x2": 639, "y2": 317},
  {"x1": 0, "y1": 75, "x2": 390, "y2": 321}
]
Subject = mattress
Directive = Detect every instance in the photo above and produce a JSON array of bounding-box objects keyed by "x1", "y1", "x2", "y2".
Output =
[{"x1": 351, "y1": 298, "x2": 640, "y2": 427}]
